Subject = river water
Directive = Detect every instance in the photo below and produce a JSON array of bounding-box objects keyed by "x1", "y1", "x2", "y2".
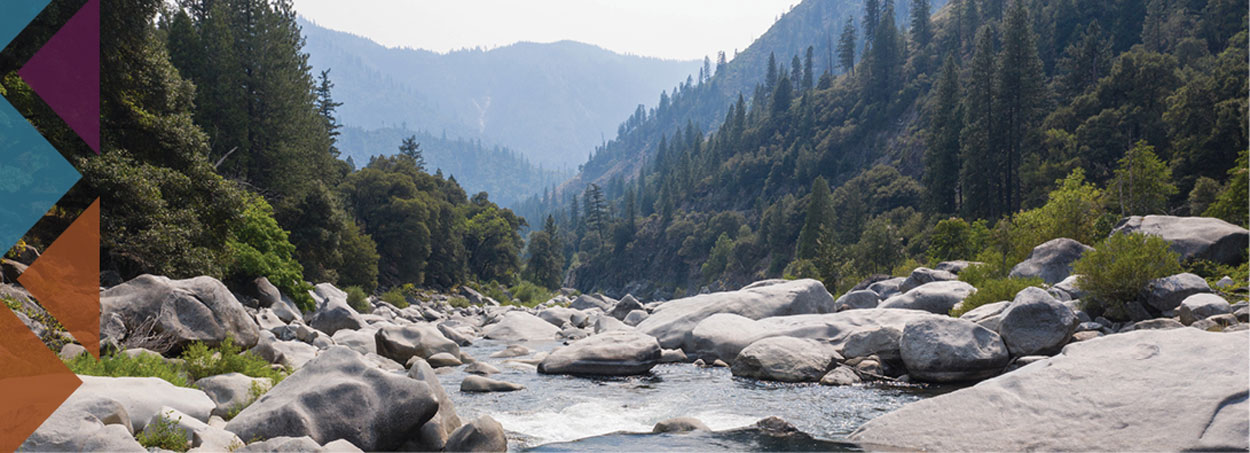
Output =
[{"x1": 435, "y1": 339, "x2": 952, "y2": 451}]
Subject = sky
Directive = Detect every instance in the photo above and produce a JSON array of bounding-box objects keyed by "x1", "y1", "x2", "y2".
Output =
[{"x1": 291, "y1": 0, "x2": 799, "y2": 61}]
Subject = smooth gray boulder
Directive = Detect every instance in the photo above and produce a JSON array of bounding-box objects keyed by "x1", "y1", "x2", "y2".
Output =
[
  {"x1": 195, "y1": 373, "x2": 271, "y2": 418},
  {"x1": 593, "y1": 313, "x2": 633, "y2": 333},
  {"x1": 834, "y1": 290, "x2": 880, "y2": 311},
  {"x1": 819, "y1": 365, "x2": 862, "y2": 386},
  {"x1": 899, "y1": 267, "x2": 959, "y2": 293},
  {"x1": 684, "y1": 309, "x2": 944, "y2": 363},
  {"x1": 570, "y1": 294, "x2": 612, "y2": 311},
  {"x1": 958, "y1": 301, "x2": 1010, "y2": 324},
  {"x1": 730, "y1": 336, "x2": 839, "y2": 383},
  {"x1": 77, "y1": 376, "x2": 214, "y2": 431},
  {"x1": 330, "y1": 328, "x2": 377, "y2": 355},
  {"x1": 1178, "y1": 293, "x2": 1232, "y2": 325},
  {"x1": 997, "y1": 287, "x2": 1078, "y2": 356},
  {"x1": 100, "y1": 275, "x2": 260, "y2": 353},
  {"x1": 1051, "y1": 274, "x2": 1086, "y2": 300},
  {"x1": 652, "y1": 417, "x2": 710, "y2": 433},
  {"x1": 537, "y1": 307, "x2": 589, "y2": 328},
  {"x1": 444, "y1": 415, "x2": 507, "y2": 453},
  {"x1": 852, "y1": 329, "x2": 1249, "y2": 451},
  {"x1": 879, "y1": 280, "x2": 975, "y2": 314},
  {"x1": 537, "y1": 330, "x2": 661, "y2": 376},
  {"x1": 635, "y1": 279, "x2": 835, "y2": 349},
  {"x1": 488, "y1": 344, "x2": 531, "y2": 358},
  {"x1": 609, "y1": 294, "x2": 644, "y2": 320},
  {"x1": 935, "y1": 260, "x2": 981, "y2": 274},
  {"x1": 426, "y1": 352, "x2": 463, "y2": 368},
  {"x1": 1143, "y1": 273, "x2": 1212, "y2": 313},
  {"x1": 20, "y1": 410, "x2": 144, "y2": 452},
  {"x1": 464, "y1": 361, "x2": 501, "y2": 375},
  {"x1": 623, "y1": 309, "x2": 649, "y2": 326},
  {"x1": 840, "y1": 326, "x2": 903, "y2": 360},
  {"x1": 1008, "y1": 238, "x2": 1093, "y2": 284},
  {"x1": 437, "y1": 323, "x2": 475, "y2": 346},
  {"x1": 867, "y1": 277, "x2": 907, "y2": 299},
  {"x1": 406, "y1": 358, "x2": 462, "y2": 452},
  {"x1": 482, "y1": 312, "x2": 560, "y2": 342},
  {"x1": 148, "y1": 406, "x2": 242, "y2": 451},
  {"x1": 1112, "y1": 215, "x2": 1250, "y2": 265},
  {"x1": 225, "y1": 347, "x2": 439, "y2": 451},
  {"x1": 899, "y1": 317, "x2": 1010, "y2": 383},
  {"x1": 307, "y1": 284, "x2": 366, "y2": 336},
  {"x1": 460, "y1": 375, "x2": 525, "y2": 392},
  {"x1": 237, "y1": 436, "x2": 322, "y2": 452},
  {"x1": 375, "y1": 324, "x2": 460, "y2": 364}
]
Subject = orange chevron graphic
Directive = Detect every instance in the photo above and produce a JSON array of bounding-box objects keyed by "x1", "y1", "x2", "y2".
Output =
[
  {"x1": 19, "y1": 199, "x2": 101, "y2": 358},
  {"x1": 0, "y1": 304, "x2": 82, "y2": 451}
]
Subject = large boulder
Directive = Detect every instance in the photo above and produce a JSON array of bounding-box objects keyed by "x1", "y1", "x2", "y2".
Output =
[
  {"x1": 460, "y1": 375, "x2": 525, "y2": 392},
  {"x1": 537, "y1": 307, "x2": 588, "y2": 328},
  {"x1": 482, "y1": 312, "x2": 560, "y2": 342},
  {"x1": 77, "y1": 376, "x2": 214, "y2": 431},
  {"x1": 1143, "y1": 273, "x2": 1212, "y2": 313},
  {"x1": 997, "y1": 287, "x2": 1078, "y2": 356},
  {"x1": 570, "y1": 294, "x2": 613, "y2": 311},
  {"x1": 225, "y1": 347, "x2": 440, "y2": 451},
  {"x1": 1178, "y1": 293, "x2": 1232, "y2": 325},
  {"x1": 375, "y1": 324, "x2": 460, "y2": 364},
  {"x1": 899, "y1": 267, "x2": 959, "y2": 293},
  {"x1": 867, "y1": 277, "x2": 906, "y2": 299},
  {"x1": 537, "y1": 330, "x2": 661, "y2": 376},
  {"x1": 307, "y1": 284, "x2": 366, "y2": 335},
  {"x1": 609, "y1": 295, "x2": 645, "y2": 320},
  {"x1": 406, "y1": 358, "x2": 462, "y2": 452},
  {"x1": 730, "y1": 336, "x2": 839, "y2": 383},
  {"x1": 684, "y1": 309, "x2": 943, "y2": 363},
  {"x1": 851, "y1": 329, "x2": 1249, "y2": 451},
  {"x1": 635, "y1": 279, "x2": 835, "y2": 349},
  {"x1": 444, "y1": 415, "x2": 507, "y2": 453},
  {"x1": 20, "y1": 408, "x2": 145, "y2": 452},
  {"x1": 100, "y1": 275, "x2": 260, "y2": 353},
  {"x1": 1112, "y1": 215, "x2": 1250, "y2": 265},
  {"x1": 834, "y1": 290, "x2": 880, "y2": 311},
  {"x1": 195, "y1": 372, "x2": 272, "y2": 418},
  {"x1": 878, "y1": 281, "x2": 975, "y2": 314},
  {"x1": 899, "y1": 317, "x2": 1010, "y2": 383},
  {"x1": 331, "y1": 328, "x2": 378, "y2": 355},
  {"x1": 1008, "y1": 238, "x2": 1093, "y2": 284}
]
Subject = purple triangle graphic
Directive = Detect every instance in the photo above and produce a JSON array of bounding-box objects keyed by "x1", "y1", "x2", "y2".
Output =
[{"x1": 19, "y1": 0, "x2": 99, "y2": 153}]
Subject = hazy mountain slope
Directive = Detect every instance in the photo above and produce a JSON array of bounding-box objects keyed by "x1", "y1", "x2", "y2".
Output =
[{"x1": 299, "y1": 17, "x2": 701, "y2": 168}]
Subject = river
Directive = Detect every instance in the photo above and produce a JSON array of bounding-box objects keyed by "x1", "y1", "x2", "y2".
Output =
[{"x1": 435, "y1": 339, "x2": 955, "y2": 451}]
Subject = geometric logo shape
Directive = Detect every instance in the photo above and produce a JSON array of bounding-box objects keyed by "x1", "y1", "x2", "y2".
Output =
[
  {"x1": 0, "y1": 96, "x2": 82, "y2": 253},
  {"x1": 19, "y1": 0, "x2": 100, "y2": 153},
  {"x1": 0, "y1": 0, "x2": 50, "y2": 52},
  {"x1": 0, "y1": 305, "x2": 81, "y2": 452},
  {"x1": 20, "y1": 198, "x2": 101, "y2": 358}
]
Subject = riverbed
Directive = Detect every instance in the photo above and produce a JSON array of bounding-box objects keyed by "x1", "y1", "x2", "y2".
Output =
[{"x1": 435, "y1": 339, "x2": 954, "y2": 451}]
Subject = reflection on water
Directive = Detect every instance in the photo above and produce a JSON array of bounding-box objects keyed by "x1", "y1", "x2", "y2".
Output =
[{"x1": 437, "y1": 339, "x2": 952, "y2": 451}]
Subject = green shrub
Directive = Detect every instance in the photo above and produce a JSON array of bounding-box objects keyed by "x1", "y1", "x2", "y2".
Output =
[
  {"x1": 928, "y1": 218, "x2": 989, "y2": 262},
  {"x1": 892, "y1": 258, "x2": 924, "y2": 278},
  {"x1": 181, "y1": 337, "x2": 286, "y2": 383},
  {"x1": 227, "y1": 194, "x2": 315, "y2": 312},
  {"x1": 136, "y1": 414, "x2": 189, "y2": 452},
  {"x1": 1186, "y1": 260, "x2": 1249, "y2": 300},
  {"x1": 344, "y1": 286, "x2": 370, "y2": 314},
  {"x1": 509, "y1": 280, "x2": 552, "y2": 307},
  {"x1": 782, "y1": 259, "x2": 821, "y2": 280},
  {"x1": 950, "y1": 277, "x2": 1044, "y2": 317},
  {"x1": 65, "y1": 351, "x2": 189, "y2": 387},
  {"x1": 4, "y1": 296, "x2": 70, "y2": 352},
  {"x1": 380, "y1": 287, "x2": 409, "y2": 308},
  {"x1": 224, "y1": 380, "x2": 271, "y2": 420},
  {"x1": 448, "y1": 296, "x2": 471, "y2": 308},
  {"x1": 1073, "y1": 232, "x2": 1182, "y2": 316},
  {"x1": 957, "y1": 249, "x2": 1011, "y2": 288}
]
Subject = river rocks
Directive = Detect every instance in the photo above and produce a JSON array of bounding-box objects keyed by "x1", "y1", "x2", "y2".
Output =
[
  {"x1": 444, "y1": 415, "x2": 507, "y2": 453},
  {"x1": 308, "y1": 284, "x2": 366, "y2": 336},
  {"x1": 867, "y1": 277, "x2": 906, "y2": 299},
  {"x1": 686, "y1": 313, "x2": 768, "y2": 362},
  {"x1": 78, "y1": 376, "x2": 215, "y2": 431},
  {"x1": 840, "y1": 326, "x2": 903, "y2": 360},
  {"x1": 465, "y1": 362, "x2": 501, "y2": 375},
  {"x1": 570, "y1": 294, "x2": 613, "y2": 311},
  {"x1": 330, "y1": 328, "x2": 377, "y2": 355},
  {"x1": 427, "y1": 352, "x2": 463, "y2": 368},
  {"x1": 1123, "y1": 318, "x2": 1186, "y2": 331},
  {"x1": 1008, "y1": 238, "x2": 1093, "y2": 284},
  {"x1": 685, "y1": 309, "x2": 943, "y2": 363},
  {"x1": 237, "y1": 436, "x2": 322, "y2": 452},
  {"x1": 653, "y1": 417, "x2": 710, "y2": 433},
  {"x1": 1112, "y1": 215, "x2": 1250, "y2": 265},
  {"x1": 834, "y1": 290, "x2": 880, "y2": 311},
  {"x1": 482, "y1": 312, "x2": 560, "y2": 342},
  {"x1": 623, "y1": 309, "x2": 649, "y2": 326},
  {"x1": 20, "y1": 407, "x2": 145, "y2": 452},
  {"x1": 730, "y1": 336, "x2": 839, "y2": 383},
  {"x1": 1143, "y1": 273, "x2": 1212, "y2": 313},
  {"x1": 538, "y1": 330, "x2": 662, "y2": 376},
  {"x1": 878, "y1": 280, "x2": 975, "y2": 314},
  {"x1": 101, "y1": 275, "x2": 260, "y2": 353},
  {"x1": 819, "y1": 365, "x2": 862, "y2": 386},
  {"x1": 852, "y1": 328, "x2": 1249, "y2": 451},
  {"x1": 538, "y1": 307, "x2": 589, "y2": 328},
  {"x1": 593, "y1": 313, "x2": 633, "y2": 333},
  {"x1": 997, "y1": 287, "x2": 1078, "y2": 356},
  {"x1": 636, "y1": 279, "x2": 835, "y2": 349},
  {"x1": 899, "y1": 267, "x2": 959, "y2": 293},
  {"x1": 660, "y1": 348, "x2": 687, "y2": 363},
  {"x1": 489, "y1": 344, "x2": 531, "y2": 358},
  {"x1": 1178, "y1": 293, "x2": 1232, "y2": 325},
  {"x1": 460, "y1": 375, "x2": 525, "y2": 392},
  {"x1": 406, "y1": 358, "x2": 462, "y2": 451},
  {"x1": 899, "y1": 317, "x2": 1010, "y2": 383},
  {"x1": 150, "y1": 406, "x2": 243, "y2": 451},
  {"x1": 226, "y1": 347, "x2": 439, "y2": 450},
  {"x1": 610, "y1": 294, "x2": 644, "y2": 320},
  {"x1": 375, "y1": 324, "x2": 460, "y2": 365},
  {"x1": 935, "y1": 260, "x2": 981, "y2": 274},
  {"x1": 195, "y1": 373, "x2": 271, "y2": 418},
  {"x1": 438, "y1": 323, "x2": 475, "y2": 346}
]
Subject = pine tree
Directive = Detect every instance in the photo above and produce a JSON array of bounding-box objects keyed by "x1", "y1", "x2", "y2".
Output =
[
  {"x1": 838, "y1": 18, "x2": 857, "y2": 75},
  {"x1": 766, "y1": 52, "x2": 779, "y2": 89},
  {"x1": 802, "y1": 47, "x2": 815, "y2": 92},
  {"x1": 995, "y1": 0, "x2": 1046, "y2": 214},
  {"x1": 960, "y1": 26, "x2": 1000, "y2": 220},
  {"x1": 315, "y1": 69, "x2": 343, "y2": 158},
  {"x1": 1110, "y1": 141, "x2": 1178, "y2": 215},
  {"x1": 791, "y1": 55, "x2": 803, "y2": 88},
  {"x1": 863, "y1": 0, "x2": 882, "y2": 49},
  {"x1": 924, "y1": 57, "x2": 962, "y2": 214},
  {"x1": 1058, "y1": 21, "x2": 1112, "y2": 98},
  {"x1": 796, "y1": 176, "x2": 833, "y2": 260},
  {"x1": 399, "y1": 135, "x2": 425, "y2": 171},
  {"x1": 910, "y1": 0, "x2": 932, "y2": 49}
]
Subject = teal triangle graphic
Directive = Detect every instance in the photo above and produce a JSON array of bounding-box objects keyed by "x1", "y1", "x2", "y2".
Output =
[
  {"x1": 0, "y1": 0, "x2": 50, "y2": 51},
  {"x1": 0, "y1": 96, "x2": 81, "y2": 251}
]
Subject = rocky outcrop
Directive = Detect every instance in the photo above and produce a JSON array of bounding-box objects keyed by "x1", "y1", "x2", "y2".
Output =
[
  {"x1": 444, "y1": 416, "x2": 507, "y2": 453},
  {"x1": 537, "y1": 307, "x2": 589, "y2": 328},
  {"x1": 77, "y1": 376, "x2": 215, "y2": 431},
  {"x1": 878, "y1": 281, "x2": 975, "y2": 314},
  {"x1": 609, "y1": 295, "x2": 644, "y2": 320},
  {"x1": 307, "y1": 284, "x2": 366, "y2": 335},
  {"x1": 684, "y1": 309, "x2": 943, "y2": 363},
  {"x1": 1008, "y1": 238, "x2": 1093, "y2": 284},
  {"x1": 1112, "y1": 215, "x2": 1250, "y2": 265},
  {"x1": 482, "y1": 312, "x2": 560, "y2": 342},
  {"x1": 898, "y1": 267, "x2": 959, "y2": 293},
  {"x1": 1143, "y1": 273, "x2": 1211, "y2": 313},
  {"x1": 730, "y1": 336, "x2": 839, "y2": 383},
  {"x1": 833, "y1": 290, "x2": 880, "y2": 311},
  {"x1": 195, "y1": 373, "x2": 271, "y2": 418},
  {"x1": 653, "y1": 417, "x2": 710, "y2": 433},
  {"x1": 375, "y1": 324, "x2": 460, "y2": 365},
  {"x1": 460, "y1": 375, "x2": 525, "y2": 392},
  {"x1": 1178, "y1": 293, "x2": 1232, "y2": 325},
  {"x1": 997, "y1": 287, "x2": 1077, "y2": 356},
  {"x1": 537, "y1": 330, "x2": 661, "y2": 376},
  {"x1": 225, "y1": 347, "x2": 439, "y2": 451},
  {"x1": 100, "y1": 275, "x2": 260, "y2": 353},
  {"x1": 21, "y1": 385, "x2": 144, "y2": 452},
  {"x1": 899, "y1": 317, "x2": 1010, "y2": 383},
  {"x1": 406, "y1": 358, "x2": 462, "y2": 452},
  {"x1": 851, "y1": 329, "x2": 1249, "y2": 451},
  {"x1": 635, "y1": 279, "x2": 835, "y2": 349}
]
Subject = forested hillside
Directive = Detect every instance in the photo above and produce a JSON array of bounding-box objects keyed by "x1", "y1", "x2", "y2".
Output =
[
  {"x1": 299, "y1": 18, "x2": 701, "y2": 168},
  {"x1": 530, "y1": 0, "x2": 1248, "y2": 299}
]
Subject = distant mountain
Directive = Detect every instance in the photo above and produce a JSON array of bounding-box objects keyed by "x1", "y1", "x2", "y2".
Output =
[{"x1": 299, "y1": 17, "x2": 702, "y2": 169}]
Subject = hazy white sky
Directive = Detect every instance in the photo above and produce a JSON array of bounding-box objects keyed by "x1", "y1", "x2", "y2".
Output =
[{"x1": 292, "y1": 0, "x2": 799, "y2": 61}]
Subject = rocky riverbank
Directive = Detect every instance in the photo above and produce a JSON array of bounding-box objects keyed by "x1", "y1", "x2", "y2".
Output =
[{"x1": 5, "y1": 215, "x2": 1248, "y2": 451}]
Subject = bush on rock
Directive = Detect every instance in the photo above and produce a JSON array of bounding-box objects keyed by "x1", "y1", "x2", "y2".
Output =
[{"x1": 1074, "y1": 233, "x2": 1181, "y2": 318}]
